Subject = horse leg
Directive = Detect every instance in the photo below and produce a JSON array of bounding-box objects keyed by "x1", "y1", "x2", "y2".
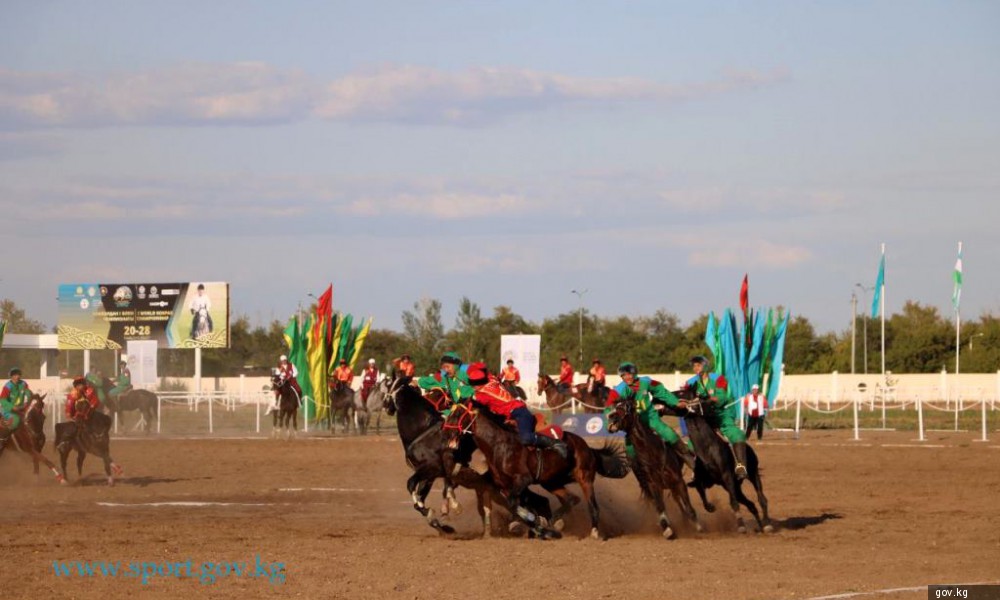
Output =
[
  {"x1": 652, "y1": 488, "x2": 677, "y2": 540},
  {"x1": 577, "y1": 478, "x2": 603, "y2": 541},
  {"x1": 692, "y1": 462, "x2": 716, "y2": 513},
  {"x1": 670, "y1": 476, "x2": 704, "y2": 533},
  {"x1": 32, "y1": 447, "x2": 65, "y2": 484},
  {"x1": 544, "y1": 486, "x2": 580, "y2": 532},
  {"x1": 734, "y1": 481, "x2": 764, "y2": 533},
  {"x1": 752, "y1": 472, "x2": 773, "y2": 533}
]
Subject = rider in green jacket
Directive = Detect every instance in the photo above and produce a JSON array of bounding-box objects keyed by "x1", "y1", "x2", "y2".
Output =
[
  {"x1": 686, "y1": 355, "x2": 749, "y2": 479},
  {"x1": 416, "y1": 352, "x2": 474, "y2": 410}
]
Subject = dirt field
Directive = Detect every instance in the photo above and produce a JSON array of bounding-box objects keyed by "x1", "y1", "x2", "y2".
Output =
[{"x1": 2, "y1": 429, "x2": 998, "y2": 600}]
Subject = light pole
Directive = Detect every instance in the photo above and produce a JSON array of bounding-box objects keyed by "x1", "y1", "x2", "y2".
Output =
[
  {"x1": 969, "y1": 332, "x2": 985, "y2": 350},
  {"x1": 855, "y1": 283, "x2": 872, "y2": 375},
  {"x1": 850, "y1": 292, "x2": 857, "y2": 374},
  {"x1": 571, "y1": 289, "x2": 588, "y2": 367}
]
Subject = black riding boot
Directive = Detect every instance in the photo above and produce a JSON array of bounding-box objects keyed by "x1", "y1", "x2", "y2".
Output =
[
  {"x1": 733, "y1": 442, "x2": 749, "y2": 480},
  {"x1": 534, "y1": 435, "x2": 568, "y2": 459},
  {"x1": 671, "y1": 439, "x2": 697, "y2": 471}
]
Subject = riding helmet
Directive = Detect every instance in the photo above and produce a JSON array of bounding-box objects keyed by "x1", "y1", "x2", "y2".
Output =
[
  {"x1": 8, "y1": 367, "x2": 21, "y2": 377},
  {"x1": 440, "y1": 352, "x2": 462, "y2": 366},
  {"x1": 617, "y1": 362, "x2": 638, "y2": 376},
  {"x1": 690, "y1": 355, "x2": 710, "y2": 367}
]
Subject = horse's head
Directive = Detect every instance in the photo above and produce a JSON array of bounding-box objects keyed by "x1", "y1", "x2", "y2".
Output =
[
  {"x1": 605, "y1": 398, "x2": 637, "y2": 434},
  {"x1": 441, "y1": 402, "x2": 477, "y2": 449},
  {"x1": 383, "y1": 376, "x2": 411, "y2": 416},
  {"x1": 270, "y1": 373, "x2": 284, "y2": 390},
  {"x1": 536, "y1": 374, "x2": 549, "y2": 395},
  {"x1": 672, "y1": 387, "x2": 705, "y2": 416},
  {"x1": 422, "y1": 388, "x2": 451, "y2": 413}
]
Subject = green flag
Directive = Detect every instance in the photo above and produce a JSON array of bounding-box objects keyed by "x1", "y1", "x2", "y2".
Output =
[
  {"x1": 952, "y1": 242, "x2": 963, "y2": 311},
  {"x1": 0, "y1": 320, "x2": 6, "y2": 349}
]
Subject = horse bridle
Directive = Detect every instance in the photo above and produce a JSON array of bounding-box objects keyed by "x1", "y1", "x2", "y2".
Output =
[{"x1": 442, "y1": 403, "x2": 477, "y2": 435}]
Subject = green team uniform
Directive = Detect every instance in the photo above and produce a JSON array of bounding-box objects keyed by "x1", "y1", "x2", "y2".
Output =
[
  {"x1": 605, "y1": 376, "x2": 686, "y2": 460},
  {"x1": 417, "y1": 364, "x2": 474, "y2": 409},
  {"x1": 689, "y1": 374, "x2": 746, "y2": 444},
  {"x1": 0, "y1": 379, "x2": 31, "y2": 431},
  {"x1": 109, "y1": 367, "x2": 131, "y2": 399},
  {"x1": 86, "y1": 372, "x2": 108, "y2": 405}
]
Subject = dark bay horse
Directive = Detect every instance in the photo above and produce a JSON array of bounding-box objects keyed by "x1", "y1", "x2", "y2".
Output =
[
  {"x1": 327, "y1": 382, "x2": 356, "y2": 434},
  {"x1": 97, "y1": 376, "x2": 158, "y2": 434},
  {"x1": 667, "y1": 389, "x2": 772, "y2": 533},
  {"x1": 270, "y1": 374, "x2": 299, "y2": 439},
  {"x1": 0, "y1": 394, "x2": 65, "y2": 483},
  {"x1": 383, "y1": 377, "x2": 552, "y2": 537},
  {"x1": 443, "y1": 402, "x2": 630, "y2": 540},
  {"x1": 55, "y1": 412, "x2": 123, "y2": 486},
  {"x1": 536, "y1": 374, "x2": 602, "y2": 414},
  {"x1": 606, "y1": 397, "x2": 702, "y2": 539}
]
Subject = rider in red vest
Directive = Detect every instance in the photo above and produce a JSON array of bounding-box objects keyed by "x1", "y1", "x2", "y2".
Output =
[
  {"x1": 466, "y1": 363, "x2": 566, "y2": 458},
  {"x1": 270, "y1": 355, "x2": 302, "y2": 414},
  {"x1": 557, "y1": 356, "x2": 574, "y2": 395},
  {"x1": 65, "y1": 377, "x2": 101, "y2": 421},
  {"x1": 361, "y1": 359, "x2": 379, "y2": 402}
]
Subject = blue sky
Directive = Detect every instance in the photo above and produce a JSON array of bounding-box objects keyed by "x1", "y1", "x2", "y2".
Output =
[{"x1": 2, "y1": 1, "x2": 998, "y2": 334}]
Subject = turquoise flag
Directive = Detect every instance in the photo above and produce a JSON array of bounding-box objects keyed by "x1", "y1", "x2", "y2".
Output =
[{"x1": 871, "y1": 252, "x2": 885, "y2": 319}]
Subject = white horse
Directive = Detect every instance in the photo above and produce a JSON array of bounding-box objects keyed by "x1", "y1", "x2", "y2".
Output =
[{"x1": 354, "y1": 376, "x2": 391, "y2": 435}]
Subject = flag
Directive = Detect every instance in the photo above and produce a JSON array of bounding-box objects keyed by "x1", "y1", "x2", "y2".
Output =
[
  {"x1": 0, "y1": 320, "x2": 6, "y2": 349},
  {"x1": 349, "y1": 317, "x2": 373, "y2": 370},
  {"x1": 871, "y1": 252, "x2": 885, "y2": 319},
  {"x1": 952, "y1": 243, "x2": 963, "y2": 311},
  {"x1": 739, "y1": 274, "x2": 749, "y2": 318},
  {"x1": 306, "y1": 314, "x2": 328, "y2": 421},
  {"x1": 317, "y1": 284, "x2": 333, "y2": 346}
]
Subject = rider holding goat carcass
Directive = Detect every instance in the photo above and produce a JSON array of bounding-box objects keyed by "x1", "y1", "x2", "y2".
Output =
[
  {"x1": 605, "y1": 362, "x2": 697, "y2": 470},
  {"x1": 684, "y1": 355, "x2": 749, "y2": 480}
]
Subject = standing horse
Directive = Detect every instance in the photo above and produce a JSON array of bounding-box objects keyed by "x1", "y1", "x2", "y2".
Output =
[
  {"x1": 355, "y1": 376, "x2": 389, "y2": 435},
  {"x1": 443, "y1": 402, "x2": 630, "y2": 540},
  {"x1": 55, "y1": 412, "x2": 124, "y2": 486},
  {"x1": 606, "y1": 397, "x2": 702, "y2": 539},
  {"x1": 100, "y1": 378, "x2": 158, "y2": 434},
  {"x1": 270, "y1": 374, "x2": 299, "y2": 439},
  {"x1": 0, "y1": 394, "x2": 66, "y2": 483},
  {"x1": 668, "y1": 390, "x2": 772, "y2": 533},
  {"x1": 536, "y1": 374, "x2": 602, "y2": 414},
  {"x1": 327, "y1": 382, "x2": 356, "y2": 434}
]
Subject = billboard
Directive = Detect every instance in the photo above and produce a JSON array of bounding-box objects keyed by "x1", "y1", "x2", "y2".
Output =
[{"x1": 58, "y1": 282, "x2": 230, "y2": 350}]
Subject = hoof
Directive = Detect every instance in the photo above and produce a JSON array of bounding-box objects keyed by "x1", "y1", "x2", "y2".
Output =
[
  {"x1": 107, "y1": 477, "x2": 115, "y2": 487},
  {"x1": 57, "y1": 476, "x2": 68, "y2": 486},
  {"x1": 508, "y1": 522, "x2": 528, "y2": 537},
  {"x1": 553, "y1": 519, "x2": 565, "y2": 532},
  {"x1": 589, "y1": 528, "x2": 605, "y2": 541},
  {"x1": 694, "y1": 521, "x2": 705, "y2": 533},
  {"x1": 763, "y1": 524, "x2": 775, "y2": 534},
  {"x1": 537, "y1": 528, "x2": 562, "y2": 540},
  {"x1": 737, "y1": 525, "x2": 748, "y2": 534},
  {"x1": 704, "y1": 503, "x2": 716, "y2": 513},
  {"x1": 662, "y1": 527, "x2": 676, "y2": 540},
  {"x1": 451, "y1": 502, "x2": 463, "y2": 516}
]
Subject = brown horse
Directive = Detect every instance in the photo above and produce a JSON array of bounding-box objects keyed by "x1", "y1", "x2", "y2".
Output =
[
  {"x1": 442, "y1": 402, "x2": 629, "y2": 540},
  {"x1": 0, "y1": 394, "x2": 66, "y2": 483},
  {"x1": 606, "y1": 396, "x2": 702, "y2": 539},
  {"x1": 536, "y1": 374, "x2": 602, "y2": 414}
]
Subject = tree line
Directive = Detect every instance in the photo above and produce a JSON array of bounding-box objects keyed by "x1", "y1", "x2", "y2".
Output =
[{"x1": 1, "y1": 297, "x2": 998, "y2": 378}]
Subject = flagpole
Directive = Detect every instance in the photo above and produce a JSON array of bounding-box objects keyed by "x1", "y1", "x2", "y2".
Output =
[{"x1": 880, "y1": 243, "x2": 886, "y2": 376}]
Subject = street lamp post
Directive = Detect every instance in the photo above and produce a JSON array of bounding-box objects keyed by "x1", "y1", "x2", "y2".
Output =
[
  {"x1": 855, "y1": 283, "x2": 872, "y2": 375},
  {"x1": 571, "y1": 289, "x2": 588, "y2": 367},
  {"x1": 851, "y1": 292, "x2": 857, "y2": 374},
  {"x1": 969, "y1": 332, "x2": 985, "y2": 350}
]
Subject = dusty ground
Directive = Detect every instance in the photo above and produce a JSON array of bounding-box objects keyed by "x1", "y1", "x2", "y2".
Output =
[{"x1": 1, "y1": 429, "x2": 999, "y2": 600}]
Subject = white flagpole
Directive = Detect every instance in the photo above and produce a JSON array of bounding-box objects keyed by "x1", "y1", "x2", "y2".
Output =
[
  {"x1": 880, "y1": 242, "x2": 886, "y2": 376},
  {"x1": 955, "y1": 241, "x2": 962, "y2": 375}
]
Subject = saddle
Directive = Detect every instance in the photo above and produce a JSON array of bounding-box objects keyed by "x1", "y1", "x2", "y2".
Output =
[{"x1": 498, "y1": 416, "x2": 565, "y2": 440}]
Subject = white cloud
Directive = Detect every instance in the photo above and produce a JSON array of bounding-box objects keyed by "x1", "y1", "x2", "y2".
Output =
[
  {"x1": 341, "y1": 192, "x2": 527, "y2": 219},
  {"x1": 0, "y1": 63, "x2": 788, "y2": 130}
]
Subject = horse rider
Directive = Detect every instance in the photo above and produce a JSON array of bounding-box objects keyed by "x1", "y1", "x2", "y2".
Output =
[
  {"x1": 108, "y1": 356, "x2": 132, "y2": 403},
  {"x1": 605, "y1": 362, "x2": 697, "y2": 470},
  {"x1": 391, "y1": 354, "x2": 416, "y2": 378},
  {"x1": 270, "y1": 355, "x2": 302, "y2": 415},
  {"x1": 65, "y1": 376, "x2": 102, "y2": 423},
  {"x1": 500, "y1": 359, "x2": 522, "y2": 398},
  {"x1": 743, "y1": 383, "x2": 769, "y2": 441},
  {"x1": 684, "y1": 355, "x2": 749, "y2": 480},
  {"x1": 0, "y1": 368, "x2": 31, "y2": 446},
  {"x1": 361, "y1": 358, "x2": 379, "y2": 403},
  {"x1": 188, "y1": 283, "x2": 213, "y2": 339},
  {"x1": 465, "y1": 362, "x2": 567, "y2": 458},
  {"x1": 417, "y1": 351, "x2": 473, "y2": 407},
  {"x1": 557, "y1": 356, "x2": 574, "y2": 396},
  {"x1": 589, "y1": 358, "x2": 608, "y2": 403},
  {"x1": 332, "y1": 359, "x2": 354, "y2": 395}
]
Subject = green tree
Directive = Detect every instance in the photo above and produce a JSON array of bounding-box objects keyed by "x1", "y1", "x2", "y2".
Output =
[
  {"x1": 886, "y1": 301, "x2": 953, "y2": 372},
  {"x1": 401, "y1": 298, "x2": 445, "y2": 371}
]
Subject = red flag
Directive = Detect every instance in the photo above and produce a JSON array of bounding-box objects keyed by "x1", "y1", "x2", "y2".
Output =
[
  {"x1": 317, "y1": 284, "x2": 333, "y2": 320},
  {"x1": 739, "y1": 274, "x2": 749, "y2": 317}
]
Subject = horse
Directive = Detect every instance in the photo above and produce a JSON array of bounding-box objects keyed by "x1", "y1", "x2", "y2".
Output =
[
  {"x1": 383, "y1": 377, "x2": 553, "y2": 537},
  {"x1": 668, "y1": 388, "x2": 772, "y2": 534},
  {"x1": 605, "y1": 396, "x2": 702, "y2": 539},
  {"x1": 327, "y1": 382, "x2": 356, "y2": 434},
  {"x1": 536, "y1": 374, "x2": 604, "y2": 414},
  {"x1": 192, "y1": 307, "x2": 211, "y2": 339},
  {"x1": 99, "y1": 378, "x2": 158, "y2": 434},
  {"x1": 0, "y1": 394, "x2": 66, "y2": 484},
  {"x1": 355, "y1": 376, "x2": 389, "y2": 435},
  {"x1": 442, "y1": 402, "x2": 630, "y2": 540},
  {"x1": 55, "y1": 411, "x2": 124, "y2": 486},
  {"x1": 270, "y1": 374, "x2": 299, "y2": 439}
]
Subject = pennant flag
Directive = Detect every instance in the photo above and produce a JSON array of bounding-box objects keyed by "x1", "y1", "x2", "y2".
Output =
[
  {"x1": 764, "y1": 309, "x2": 790, "y2": 402},
  {"x1": 952, "y1": 242, "x2": 963, "y2": 311},
  {"x1": 349, "y1": 317, "x2": 373, "y2": 370},
  {"x1": 306, "y1": 314, "x2": 329, "y2": 421},
  {"x1": 739, "y1": 274, "x2": 749, "y2": 318},
  {"x1": 317, "y1": 284, "x2": 333, "y2": 346},
  {"x1": 871, "y1": 252, "x2": 885, "y2": 319}
]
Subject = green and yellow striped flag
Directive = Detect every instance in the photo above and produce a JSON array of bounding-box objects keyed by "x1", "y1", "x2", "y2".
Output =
[{"x1": 0, "y1": 320, "x2": 7, "y2": 349}]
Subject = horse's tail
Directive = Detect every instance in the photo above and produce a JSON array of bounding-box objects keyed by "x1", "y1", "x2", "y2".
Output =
[{"x1": 591, "y1": 440, "x2": 630, "y2": 479}]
